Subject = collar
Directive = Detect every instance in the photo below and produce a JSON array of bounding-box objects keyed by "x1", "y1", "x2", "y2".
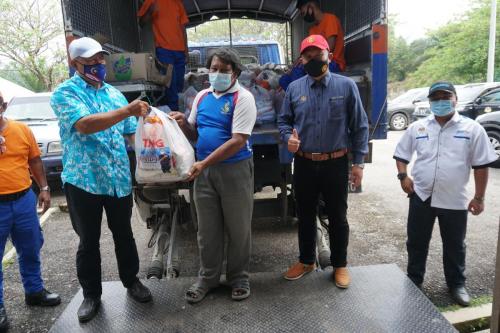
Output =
[
  {"x1": 210, "y1": 81, "x2": 241, "y2": 98},
  {"x1": 306, "y1": 71, "x2": 331, "y2": 88},
  {"x1": 429, "y1": 112, "x2": 460, "y2": 127},
  {"x1": 72, "y1": 73, "x2": 110, "y2": 91}
]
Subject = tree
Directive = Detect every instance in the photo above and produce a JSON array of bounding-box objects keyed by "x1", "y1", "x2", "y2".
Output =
[
  {"x1": 0, "y1": 0, "x2": 67, "y2": 92},
  {"x1": 406, "y1": 0, "x2": 500, "y2": 87}
]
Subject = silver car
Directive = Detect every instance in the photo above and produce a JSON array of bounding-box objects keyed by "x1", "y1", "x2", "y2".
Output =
[{"x1": 5, "y1": 93, "x2": 63, "y2": 181}]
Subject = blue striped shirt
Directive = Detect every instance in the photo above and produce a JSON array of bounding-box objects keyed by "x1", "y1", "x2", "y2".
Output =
[{"x1": 278, "y1": 72, "x2": 369, "y2": 164}]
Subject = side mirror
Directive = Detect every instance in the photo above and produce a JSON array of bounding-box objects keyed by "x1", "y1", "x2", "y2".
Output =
[{"x1": 475, "y1": 97, "x2": 483, "y2": 105}]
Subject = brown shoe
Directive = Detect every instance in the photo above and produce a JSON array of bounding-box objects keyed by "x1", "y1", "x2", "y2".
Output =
[
  {"x1": 334, "y1": 267, "x2": 350, "y2": 288},
  {"x1": 284, "y1": 262, "x2": 315, "y2": 280}
]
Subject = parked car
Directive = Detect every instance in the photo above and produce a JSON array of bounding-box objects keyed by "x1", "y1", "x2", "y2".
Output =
[
  {"x1": 387, "y1": 87, "x2": 428, "y2": 130},
  {"x1": 476, "y1": 111, "x2": 500, "y2": 167},
  {"x1": 5, "y1": 93, "x2": 63, "y2": 182},
  {"x1": 413, "y1": 82, "x2": 500, "y2": 121}
]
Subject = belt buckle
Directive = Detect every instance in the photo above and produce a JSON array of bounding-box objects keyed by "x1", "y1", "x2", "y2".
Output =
[{"x1": 311, "y1": 153, "x2": 322, "y2": 161}]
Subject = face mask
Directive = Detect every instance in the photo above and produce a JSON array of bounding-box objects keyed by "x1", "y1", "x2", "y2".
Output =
[
  {"x1": 430, "y1": 100, "x2": 455, "y2": 117},
  {"x1": 82, "y1": 63, "x2": 106, "y2": 82},
  {"x1": 209, "y1": 72, "x2": 233, "y2": 92},
  {"x1": 304, "y1": 58, "x2": 329, "y2": 78}
]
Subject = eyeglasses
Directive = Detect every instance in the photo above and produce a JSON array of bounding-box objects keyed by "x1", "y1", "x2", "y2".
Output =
[{"x1": 0, "y1": 136, "x2": 5, "y2": 155}]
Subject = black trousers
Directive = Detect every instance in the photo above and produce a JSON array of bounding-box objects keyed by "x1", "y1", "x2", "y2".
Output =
[
  {"x1": 293, "y1": 155, "x2": 349, "y2": 267},
  {"x1": 64, "y1": 183, "x2": 139, "y2": 298},
  {"x1": 407, "y1": 193, "x2": 467, "y2": 288}
]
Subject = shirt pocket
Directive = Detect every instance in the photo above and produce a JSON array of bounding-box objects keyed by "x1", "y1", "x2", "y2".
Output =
[{"x1": 328, "y1": 97, "x2": 345, "y2": 120}]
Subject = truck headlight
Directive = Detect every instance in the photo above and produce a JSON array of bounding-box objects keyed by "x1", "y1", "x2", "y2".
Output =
[{"x1": 47, "y1": 141, "x2": 62, "y2": 154}]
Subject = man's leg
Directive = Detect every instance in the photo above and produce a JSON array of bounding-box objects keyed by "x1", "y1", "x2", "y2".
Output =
[
  {"x1": 10, "y1": 190, "x2": 44, "y2": 295},
  {"x1": 437, "y1": 208, "x2": 468, "y2": 288},
  {"x1": 103, "y1": 194, "x2": 139, "y2": 288},
  {"x1": 293, "y1": 156, "x2": 320, "y2": 264},
  {"x1": 319, "y1": 156, "x2": 349, "y2": 268},
  {"x1": 193, "y1": 167, "x2": 225, "y2": 289},
  {"x1": 64, "y1": 183, "x2": 104, "y2": 299},
  {"x1": 0, "y1": 202, "x2": 14, "y2": 307},
  {"x1": 215, "y1": 159, "x2": 254, "y2": 286},
  {"x1": 406, "y1": 194, "x2": 436, "y2": 286}
]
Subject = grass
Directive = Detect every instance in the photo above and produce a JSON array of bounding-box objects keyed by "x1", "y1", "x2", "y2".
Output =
[{"x1": 438, "y1": 295, "x2": 493, "y2": 313}]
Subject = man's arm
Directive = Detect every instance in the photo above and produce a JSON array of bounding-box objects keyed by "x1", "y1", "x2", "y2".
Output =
[
  {"x1": 468, "y1": 168, "x2": 488, "y2": 215},
  {"x1": 327, "y1": 36, "x2": 336, "y2": 54},
  {"x1": 75, "y1": 100, "x2": 149, "y2": 135},
  {"x1": 28, "y1": 157, "x2": 50, "y2": 214},
  {"x1": 138, "y1": 0, "x2": 155, "y2": 26},
  {"x1": 277, "y1": 88, "x2": 294, "y2": 144},
  {"x1": 169, "y1": 112, "x2": 198, "y2": 141},
  {"x1": 183, "y1": 26, "x2": 189, "y2": 58},
  {"x1": 396, "y1": 160, "x2": 414, "y2": 194},
  {"x1": 187, "y1": 133, "x2": 249, "y2": 181},
  {"x1": 347, "y1": 81, "x2": 369, "y2": 164}
]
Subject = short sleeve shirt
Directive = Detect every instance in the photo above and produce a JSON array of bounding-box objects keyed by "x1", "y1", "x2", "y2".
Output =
[
  {"x1": 50, "y1": 74, "x2": 137, "y2": 197},
  {"x1": 0, "y1": 121, "x2": 40, "y2": 194},
  {"x1": 309, "y1": 13, "x2": 346, "y2": 71},
  {"x1": 394, "y1": 112, "x2": 497, "y2": 210}
]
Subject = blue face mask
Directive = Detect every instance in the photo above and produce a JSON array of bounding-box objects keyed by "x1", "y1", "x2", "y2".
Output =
[
  {"x1": 209, "y1": 72, "x2": 233, "y2": 92},
  {"x1": 82, "y1": 63, "x2": 107, "y2": 82},
  {"x1": 430, "y1": 100, "x2": 455, "y2": 117}
]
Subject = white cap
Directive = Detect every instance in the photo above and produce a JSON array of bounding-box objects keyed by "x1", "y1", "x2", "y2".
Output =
[{"x1": 68, "y1": 37, "x2": 110, "y2": 60}]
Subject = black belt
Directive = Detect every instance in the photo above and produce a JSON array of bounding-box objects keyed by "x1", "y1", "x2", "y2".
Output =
[{"x1": 0, "y1": 188, "x2": 30, "y2": 202}]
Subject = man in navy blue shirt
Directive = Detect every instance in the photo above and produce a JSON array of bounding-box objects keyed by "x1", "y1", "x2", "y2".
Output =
[{"x1": 278, "y1": 35, "x2": 368, "y2": 288}]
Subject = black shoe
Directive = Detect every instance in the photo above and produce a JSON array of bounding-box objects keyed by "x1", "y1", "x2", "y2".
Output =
[
  {"x1": 450, "y1": 286, "x2": 470, "y2": 306},
  {"x1": 25, "y1": 288, "x2": 61, "y2": 306},
  {"x1": 127, "y1": 280, "x2": 152, "y2": 303},
  {"x1": 0, "y1": 306, "x2": 9, "y2": 333},
  {"x1": 77, "y1": 298, "x2": 101, "y2": 323}
]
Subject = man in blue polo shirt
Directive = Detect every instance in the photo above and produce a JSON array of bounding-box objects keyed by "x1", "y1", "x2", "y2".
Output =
[
  {"x1": 278, "y1": 35, "x2": 368, "y2": 288},
  {"x1": 51, "y1": 37, "x2": 152, "y2": 323},
  {"x1": 170, "y1": 48, "x2": 257, "y2": 303}
]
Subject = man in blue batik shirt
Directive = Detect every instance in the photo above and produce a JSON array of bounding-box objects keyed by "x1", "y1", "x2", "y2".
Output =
[
  {"x1": 51, "y1": 37, "x2": 152, "y2": 323},
  {"x1": 278, "y1": 35, "x2": 368, "y2": 288}
]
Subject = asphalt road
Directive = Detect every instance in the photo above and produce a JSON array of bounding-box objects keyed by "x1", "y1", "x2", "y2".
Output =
[{"x1": 1, "y1": 130, "x2": 499, "y2": 332}]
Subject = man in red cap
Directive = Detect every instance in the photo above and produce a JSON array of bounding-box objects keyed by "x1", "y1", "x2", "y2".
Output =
[{"x1": 278, "y1": 34, "x2": 368, "y2": 288}]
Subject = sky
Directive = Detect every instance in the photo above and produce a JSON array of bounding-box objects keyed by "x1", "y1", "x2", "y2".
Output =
[{"x1": 388, "y1": 0, "x2": 475, "y2": 41}]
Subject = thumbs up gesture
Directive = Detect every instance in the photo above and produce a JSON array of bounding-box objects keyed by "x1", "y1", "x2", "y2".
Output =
[{"x1": 288, "y1": 128, "x2": 301, "y2": 153}]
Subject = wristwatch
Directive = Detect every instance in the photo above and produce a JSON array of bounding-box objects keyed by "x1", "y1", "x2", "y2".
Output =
[
  {"x1": 353, "y1": 163, "x2": 365, "y2": 169},
  {"x1": 397, "y1": 172, "x2": 408, "y2": 181},
  {"x1": 474, "y1": 196, "x2": 484, "y2": 202},
  {"x1": 40, "y1": 185, "x2": 50, "y2": 192}
]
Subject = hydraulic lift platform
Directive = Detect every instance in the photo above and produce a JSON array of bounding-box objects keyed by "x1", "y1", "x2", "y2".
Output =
[{"x1": 49, "y1": 264, "x2": 457, "y2": 333}]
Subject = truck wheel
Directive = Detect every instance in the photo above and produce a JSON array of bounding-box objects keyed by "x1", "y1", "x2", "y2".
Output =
[{"x1": 389, "y1": 113, "x2": 408, "y2": 131}]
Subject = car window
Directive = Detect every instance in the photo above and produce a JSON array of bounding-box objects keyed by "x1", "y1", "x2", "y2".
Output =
[
  {"x1": 456, "y1": 85, "x2": 489, "y2": 102},
  {"x1": 481, "y1": 91, "x2": 500, "y2": 103},
  {"x1": 391, "y1": 89, "x2": 426, "y2": 104},
  {"x1": 5, "y1": 97, "x2": 56, "y2": 121}
]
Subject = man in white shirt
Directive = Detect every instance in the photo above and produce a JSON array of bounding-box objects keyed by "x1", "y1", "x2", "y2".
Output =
[{"x1": 393, "y1": 81, "x2": 497, "y2": 306}]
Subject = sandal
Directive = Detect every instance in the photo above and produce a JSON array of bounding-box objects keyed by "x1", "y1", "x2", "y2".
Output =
[
  {"x1": 231, "y1": 280, "x2": 250, "y2": 301},
  {"x1": 185, "y1": 283, "x2": 211, "y2": 304}
]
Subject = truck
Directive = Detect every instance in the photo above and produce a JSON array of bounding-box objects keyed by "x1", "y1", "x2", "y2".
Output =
[{"x1": 60, "y1": 0, "x2": 388, "y2": 278}]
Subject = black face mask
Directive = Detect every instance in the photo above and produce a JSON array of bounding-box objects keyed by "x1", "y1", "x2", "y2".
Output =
[
  {"x1": 304, "y1": 58, "x2": 329, "y2": 77},
  {"x1": 304, "y1": 12, "x2": 315, "y2": 22}
]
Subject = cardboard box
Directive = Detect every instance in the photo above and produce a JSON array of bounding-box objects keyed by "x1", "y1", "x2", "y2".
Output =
[{"x1": 105, "y1": 53, "x2": 172, "y2": 86}]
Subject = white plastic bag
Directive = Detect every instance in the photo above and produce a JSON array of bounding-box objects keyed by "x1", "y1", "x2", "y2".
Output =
[{"x1": 135, "y1": 107, "x2": 195, "y2": 184}]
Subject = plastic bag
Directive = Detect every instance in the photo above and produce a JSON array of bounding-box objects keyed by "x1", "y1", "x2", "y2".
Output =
[
  {"x1": 183, "y1": 86, "x2": 199, "y2": 118},
  {"x1": 135, "y1": 108, "x2": 195, "y2": 184},
  {"x1": 249, "y1": 85, "x2": 276, "y2": 125}
]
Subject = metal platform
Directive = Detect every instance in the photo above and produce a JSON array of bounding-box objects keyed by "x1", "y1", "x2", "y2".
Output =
[{"x1": 49, "y1": 264, "x2": 456, "y2": 333}]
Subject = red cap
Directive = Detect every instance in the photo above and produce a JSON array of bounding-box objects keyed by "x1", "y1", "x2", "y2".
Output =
[{"x1": 300, "y1": 35, "x2": 330, "y2": 54}]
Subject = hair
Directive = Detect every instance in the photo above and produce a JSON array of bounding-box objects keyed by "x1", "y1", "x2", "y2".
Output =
[
  {"x1": 296, "y1": 0, "x2": 320, "y2": 9},
  {"x1": 205, "y1": 48, "x2": 243, "y2": 77}
]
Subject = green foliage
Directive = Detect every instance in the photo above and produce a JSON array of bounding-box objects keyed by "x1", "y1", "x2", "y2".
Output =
[
  {"x1": 0, "y1": 0, "x2": 67, "y2": 92},
  {"x1": 406, "y1": 0, "x2": 500, "y2": 87}
]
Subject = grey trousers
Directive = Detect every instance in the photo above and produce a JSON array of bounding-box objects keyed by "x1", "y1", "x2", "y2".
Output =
[{"x1": 193, "y1": 158, "x2": 254, "y2": 288}]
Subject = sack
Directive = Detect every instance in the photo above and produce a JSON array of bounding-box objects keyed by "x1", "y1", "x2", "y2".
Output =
[{"x1": 135, "y1": 108, "x2": 195, "y2": 184}]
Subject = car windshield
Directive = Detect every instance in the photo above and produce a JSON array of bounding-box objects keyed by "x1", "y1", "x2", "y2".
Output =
[
  {"x1": 391, "y1": 89, "x2": 427, "y2": 104},
  {"x1": 5, "y1": 96, "x2": 56, "y2": 121},
  {"x1": 456, "y1": 85, "x2": 490, "y2": 102}
]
